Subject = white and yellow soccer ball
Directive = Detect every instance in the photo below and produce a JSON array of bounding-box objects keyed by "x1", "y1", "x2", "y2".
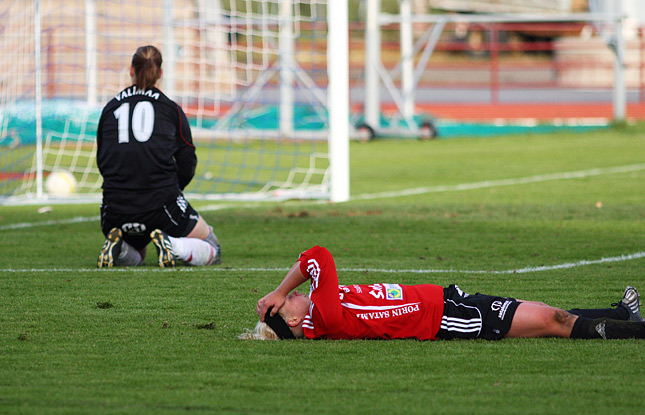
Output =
[{"x1": 45, "y1": 170, "x2": 77, "y2": 197}]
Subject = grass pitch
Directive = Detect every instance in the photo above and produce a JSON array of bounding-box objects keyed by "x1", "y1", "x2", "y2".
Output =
[{"x1": 1, "y1": 125, "x2": 644, "y2": 414}]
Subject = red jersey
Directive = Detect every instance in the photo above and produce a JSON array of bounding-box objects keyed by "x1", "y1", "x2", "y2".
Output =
[{"x1": 298, "y1": 246, "x2": 444, "y2": 340}]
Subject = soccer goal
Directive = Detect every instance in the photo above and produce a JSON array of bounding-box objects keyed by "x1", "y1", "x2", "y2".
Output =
[{"x1": 0, "y1": 0, "x2": 349, "y2": 204}]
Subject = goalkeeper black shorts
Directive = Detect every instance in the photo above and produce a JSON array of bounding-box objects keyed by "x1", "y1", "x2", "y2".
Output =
[{"x1": 100, "y1": 193, "x2": 200, "y2": 251}]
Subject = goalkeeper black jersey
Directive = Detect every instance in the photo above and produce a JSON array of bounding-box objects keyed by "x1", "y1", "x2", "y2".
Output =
[{"x1": 97, "y1": 85, "x2": 196, "y2": 213}]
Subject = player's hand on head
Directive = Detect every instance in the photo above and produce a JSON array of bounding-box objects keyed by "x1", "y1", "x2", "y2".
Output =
[{"x1": 257, "y1": 291, "x2": 286, "y2": 321}]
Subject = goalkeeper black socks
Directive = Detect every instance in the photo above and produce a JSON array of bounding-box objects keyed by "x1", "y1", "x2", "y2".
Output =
[{"x1": 570, "y1": 317, "x2": 645, "y2": 339}]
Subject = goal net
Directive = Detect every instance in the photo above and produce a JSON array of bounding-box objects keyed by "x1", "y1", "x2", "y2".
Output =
[{"x1": 0, "y1": 0, "x2": 349, "y2": 204}]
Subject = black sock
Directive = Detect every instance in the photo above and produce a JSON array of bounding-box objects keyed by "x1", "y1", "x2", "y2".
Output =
[
  {"x1": 597, "y1": 318, "x2": 645, "y2": 339},
  {"x1": 570, "y1": 317, "x2": 645, "y2": 339},
  {"x1": 570, "y1": 317, "x2": 601, "y2": 339},
  {"x1": 567, "y1": 306, "x2": 629, "y2": 320}
]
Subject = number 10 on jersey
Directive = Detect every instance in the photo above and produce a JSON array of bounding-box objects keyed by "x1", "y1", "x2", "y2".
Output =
[{"x1": 113, "y1": 102, "x2": 155, "y2": 143}]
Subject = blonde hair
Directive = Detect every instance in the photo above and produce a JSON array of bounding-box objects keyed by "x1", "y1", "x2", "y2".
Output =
[{"x1": 238, "y1": 321, "x2": 280, "y2": 340}]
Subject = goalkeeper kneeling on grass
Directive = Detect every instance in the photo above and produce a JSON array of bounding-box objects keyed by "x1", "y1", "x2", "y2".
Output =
[
  {"x1": 95, "y1": 45, "x2": 220, "y2": 268},
  {"x1": 244, "y1": 246, "x2": 644, "y2": 341}
]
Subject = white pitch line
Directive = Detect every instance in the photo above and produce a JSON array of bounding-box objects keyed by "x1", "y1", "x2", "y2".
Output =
[
  {"x1": 2, "y1": 251, "x2": 643, "y2": 275},
  {"x1": 354, "y1": 163, "x2": 645, "y2": 200},
  {"x1": 2, "y1": 163, "x2": 643, "y2": 231},
  {"x1": 0, "y1": 215, "x2": 100, "y2": 231},
  {"x1": 340, "y1": 251, "x2": 645, "y2": 274}
]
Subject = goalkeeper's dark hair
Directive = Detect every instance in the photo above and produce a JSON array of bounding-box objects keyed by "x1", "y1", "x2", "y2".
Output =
[{"x1": 131, "y1": 45, "x2": 162, "y2": 90}]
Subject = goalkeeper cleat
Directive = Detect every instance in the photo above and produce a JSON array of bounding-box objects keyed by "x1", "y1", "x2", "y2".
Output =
[
  {"x1": 213, "y1": 240, "x2": 221, "y2": 265},
  {"x1": 150, "y1": 229, "x2": 176, "y2": 268},
  {"x1": 614, "y1": 286, "x2": 643, "y2": 322},
  {"x1": 97, "y1": 227, "x2": 123, "y2": 268},
  {"x1": 208, "y1": 232, "x2": 221, "y2": 265}
]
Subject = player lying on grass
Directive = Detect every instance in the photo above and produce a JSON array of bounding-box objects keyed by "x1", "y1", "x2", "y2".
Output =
[
  {"x1": 96, "y1": 45, "x2": 220, "y2": 268},
  {"x1": 244, "y1": 246, "x2": 643, "y2": 340}
]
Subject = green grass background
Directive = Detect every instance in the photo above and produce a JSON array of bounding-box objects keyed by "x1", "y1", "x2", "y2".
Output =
[{"x1": 1, "y1": 125, "x2": 644, "y2": 414}]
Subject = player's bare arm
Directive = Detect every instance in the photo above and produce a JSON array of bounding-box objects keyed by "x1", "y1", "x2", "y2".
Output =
[{"x1": 257, "y1": 261, "x2": 308, "y2": 321}]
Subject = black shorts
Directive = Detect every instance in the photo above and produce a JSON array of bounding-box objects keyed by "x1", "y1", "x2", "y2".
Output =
[
  {"x1": 436, "y1": 284, "x2": 520, "y2": 340},
  {"x1": 100, "y1": 193, "x2": 200, "y2": 251}
]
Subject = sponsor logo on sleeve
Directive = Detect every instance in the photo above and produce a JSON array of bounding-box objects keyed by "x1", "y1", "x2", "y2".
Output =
[
  {"x1": 308, "y1": 259, "x2": 321, "y2": 290},
  {"x1": 384, "y1": 284, "x2": 403, "y2": 300}
]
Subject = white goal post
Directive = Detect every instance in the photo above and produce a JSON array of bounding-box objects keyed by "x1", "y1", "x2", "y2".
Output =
[{"x1": 0, "y1": 0, "x2": 349, "y2": 204}]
